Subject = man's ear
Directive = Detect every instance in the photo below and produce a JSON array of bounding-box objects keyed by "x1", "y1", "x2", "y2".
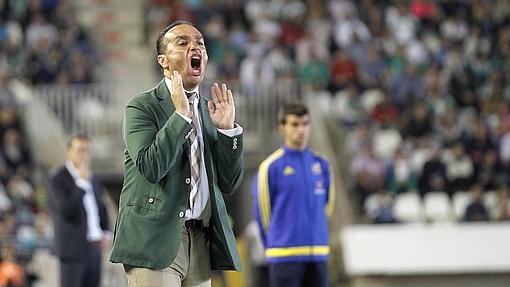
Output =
[
  {"x1": 278, "y1": 124, "x2": 285, "y2": 138},
  {"x1": 157, "y1": 55, "x2": 168, "y2": 70}
]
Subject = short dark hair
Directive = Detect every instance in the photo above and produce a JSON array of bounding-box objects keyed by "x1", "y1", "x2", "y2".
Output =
[
  {"x1": 156, "y1": 20, "x2": 194, "y2": 55},
  {"x1": 278, "y1": 102, "x2": 309, "y2": 124},
  {"x1": 67, "y1": 134, "x2": 90, "y2": 149}
]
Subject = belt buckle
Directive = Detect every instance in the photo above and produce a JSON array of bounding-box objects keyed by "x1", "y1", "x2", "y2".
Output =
[{"x1": 185, "y1": 219, "x2": 203, "y2": 229}]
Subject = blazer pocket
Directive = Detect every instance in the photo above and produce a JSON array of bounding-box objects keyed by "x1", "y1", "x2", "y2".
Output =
[{"x1": 127, "y1": 193, "x2": 163, "y2": 221}]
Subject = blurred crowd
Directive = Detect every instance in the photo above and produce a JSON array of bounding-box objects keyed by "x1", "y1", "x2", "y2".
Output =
[
  {"x1": 144, "y1": 0, "x2": 510, "y2": 225},
  {"x1": 0, "y1": 0, "x2": 508, "y2": 284},
  {"x1": 0, "y1": 0, "x2": 100, "y2": 285},
  {"x1": 0, "y1": 94, "x2": 50, "y2": 286},
  {"x1": 0, "y1": 0, "x2": 98, "y2": 85}
]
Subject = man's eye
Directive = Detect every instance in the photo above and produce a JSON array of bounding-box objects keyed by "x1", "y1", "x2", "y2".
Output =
[{"x1": 178, "y1": 41, "x2": 187, "y2": 46}]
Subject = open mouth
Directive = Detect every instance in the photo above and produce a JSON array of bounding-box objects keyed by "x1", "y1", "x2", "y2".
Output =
[{"x1": 191, "y1": 56, "x2": 201, "y2": 72}]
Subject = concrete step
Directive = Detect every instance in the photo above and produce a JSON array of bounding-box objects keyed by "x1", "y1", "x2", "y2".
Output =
[{"x1": 75, "y1": 0, "x2": 157, "y2": 95}]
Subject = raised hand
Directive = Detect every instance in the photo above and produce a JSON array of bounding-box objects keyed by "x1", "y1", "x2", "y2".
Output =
[
  {"x1": 209, "y1": 82, "x2": 235, "y2": 130},
  {"x1": 76, "y1": 159, "x2": 91, "y2": 181},
  {"x1": 170, "y1": 71, "x2": 192, "y2": 118}
]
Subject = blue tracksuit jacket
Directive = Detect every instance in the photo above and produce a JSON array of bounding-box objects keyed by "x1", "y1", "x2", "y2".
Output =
[{"x1": 252, "y1": 146, "x2": 335, "y2": 263}]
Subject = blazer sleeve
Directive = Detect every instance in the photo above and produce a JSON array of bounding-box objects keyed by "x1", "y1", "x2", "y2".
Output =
[
  {"x1": 123, "y1": 97, "x2": 191, "y2": 183},
  {"x1": 212, "y1": 131, "x2": 244, "y2": 195},
  {"x1": 325, "y1": 162, "x2": 335, "y2": 218}
]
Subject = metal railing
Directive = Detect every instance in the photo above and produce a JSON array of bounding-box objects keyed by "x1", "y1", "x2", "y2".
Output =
[
  {"x1": 33, "y1": 83, "x2": 121, "y2": 137},
  {"x1": 32, "y1": 79, "x2": 301, "y2": 167},
  {"x1": 204, "y1": 78, "x2": 300, "y2": 138}
]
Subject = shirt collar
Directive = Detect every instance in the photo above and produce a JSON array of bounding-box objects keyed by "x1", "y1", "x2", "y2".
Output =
[
  {"x1": 65, "y1": 160, "x2": 80, "y2": 180},
  {"x1": 164, "y1": 77, "x2": 200, "y2": 98},
  {"x1": 282, "y1": 145, "x2": 309, "y2": 154}
]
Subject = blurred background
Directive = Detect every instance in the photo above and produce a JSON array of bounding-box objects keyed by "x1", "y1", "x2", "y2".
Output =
[{"x1": 0, "y1": 0, "x2": 510, "y2": 286}]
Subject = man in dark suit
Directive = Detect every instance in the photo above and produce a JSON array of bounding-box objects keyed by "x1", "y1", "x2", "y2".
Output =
[
  {"x1": 109, "y1": 20, "x2": 244, "y2": 286},
  {"x1": 47, "y1": 134, "x2": 111, "y2": 287}
]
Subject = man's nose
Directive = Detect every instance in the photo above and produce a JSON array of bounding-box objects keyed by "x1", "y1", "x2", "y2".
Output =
[{"x1": 190, "y1": 42, "x2": 200, "y2": 51}]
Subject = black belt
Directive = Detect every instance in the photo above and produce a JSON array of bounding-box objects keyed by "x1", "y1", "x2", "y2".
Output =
[{"x1": 185, "y1": 219, "x2": 208, "y2": 229}]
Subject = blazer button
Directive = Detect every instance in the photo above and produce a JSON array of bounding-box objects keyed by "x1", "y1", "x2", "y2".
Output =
[
  {"x1": 185, "y1": 178, "x2": 191, "y2": 184},
  {"x1": 233, "y1": 138, "x2": 238, "y2": 143},
  {"x1": 179, "y1": 211, "x2": 185, "y2": 218},
  {"x1": 148, "y1": 197, "x2": 154, "y2": 204}
]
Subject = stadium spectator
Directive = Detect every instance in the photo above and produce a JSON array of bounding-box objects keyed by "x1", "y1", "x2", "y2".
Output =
[
  {"x1": 472, "y1": 149, "x2": 502, "y2": 191},
  {"x1": 0, "y1": 0, "x2": 98, "y2": 85},
  {"x1": 463, "y1": 183, "x2": 490, "y2": 222},
  {"x1": 370, "y1": 92, "x2": 399, "y2": 127},
  {"x1": 386, "y1": 2, "x2": 419, "y2": 45},
  {"x1": 298, "y1": 50, "x2": 330, "y2": 91},
  {"x1": 386, "y1": 146, "x2": 418, "y2": 195},
  {"x1": 0, "y1": 241, "x2": 25, "y2": 287},
  {"x1": 344, "y1": 121, "x2": 371, "y2": 156},
  {"x1": 419, "y1": 144, "x2": 448, "y2": 195},
  {"x1": 1, "y1": 129, "x2": 32, "y2": 176},
  {"x1": 350, "y1": 142, "x2": 385, "y2": 208},
  {"x1": 443, "y1": 141, "x2": 474, "y2": 195},
  {"x1": 401, "y1": 102, "x2": 434, "y2": 140},
  {"x1": 331, "y1": 83, "x2": 362, "y2": 127},
  {"x1": 489, "y1": 184, "x2": 510, "y2": 221},
  {"x1": 364, "y1": 189, "x2": 397, "y2": 224},
  {"x1": 328, "y1": 50, "x2": 359, "y2": 94}
]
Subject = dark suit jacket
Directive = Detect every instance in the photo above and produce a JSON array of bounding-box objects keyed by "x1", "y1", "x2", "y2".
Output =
[
  {"x1": 109, "y1": 79, "x2": 244, "y2": 270},
  {"x1": 47, "y1": 166, "x2": 110, "y2": 260}
]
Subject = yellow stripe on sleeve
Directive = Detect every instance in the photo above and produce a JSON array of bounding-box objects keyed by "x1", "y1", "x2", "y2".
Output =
[
  {"x1": 257, "y1": 148, "x2": 285, "y2": 232},
  {"x1": 326, "y1": 165, "x2": 335, "y2": 218}
]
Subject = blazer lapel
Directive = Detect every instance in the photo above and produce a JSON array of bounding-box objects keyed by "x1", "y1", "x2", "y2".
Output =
[
  {"x1": 156, "y1": 79, "x2": 174, "y2": 119},
  {"x1": 199, "y1": 97, "x2": 217, "y2": 142},
  {"x1": 156, "y1": 79, "x2": 193, "y2": 161},
  {"x1": 199, "y1": 97, "x2": 217, "y2": 181},
  {"x1": 62, "y1": 168, "x2": 83, "y2": 192},
  {"x1": 156, "y1": 79, "x2": 193, "y2": 159}
]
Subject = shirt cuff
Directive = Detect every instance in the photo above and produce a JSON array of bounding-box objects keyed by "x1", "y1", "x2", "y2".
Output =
[
  {"x1": 218, "y1": 123, "x2": 243, "y2": 137},
  {"x1": 176, "y1": 112, "x2": 192, "y2": 124}
]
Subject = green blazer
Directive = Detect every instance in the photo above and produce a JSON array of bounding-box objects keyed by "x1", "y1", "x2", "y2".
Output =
[{"x1": 109, "y1": 79, "x2": 244, "y2": 270}]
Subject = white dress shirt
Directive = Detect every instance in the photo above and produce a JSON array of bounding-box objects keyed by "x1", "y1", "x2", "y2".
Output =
[
  {"x1": 65, "y1": 160, "x2": 104, "y2": 241},
  {"x1": 164, "y1": 78, "x2": 242, "y2": 225}
]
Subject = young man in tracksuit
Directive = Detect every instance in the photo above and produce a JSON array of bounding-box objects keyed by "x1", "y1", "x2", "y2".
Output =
[{"x1": 252, "y1": 102, "x2": 335, "y2": 287}]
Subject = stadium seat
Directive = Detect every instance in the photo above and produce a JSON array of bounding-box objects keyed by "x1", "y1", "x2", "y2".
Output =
[
  {"x1": 452, "y1": 191, "x2": 472, "y2": 220},
  {"x1": 393, "y1": 192, "x2": 424, "y2": 223},
  {"x1": 423, "y1": 192, "x2": 454, "y2": 222}
]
